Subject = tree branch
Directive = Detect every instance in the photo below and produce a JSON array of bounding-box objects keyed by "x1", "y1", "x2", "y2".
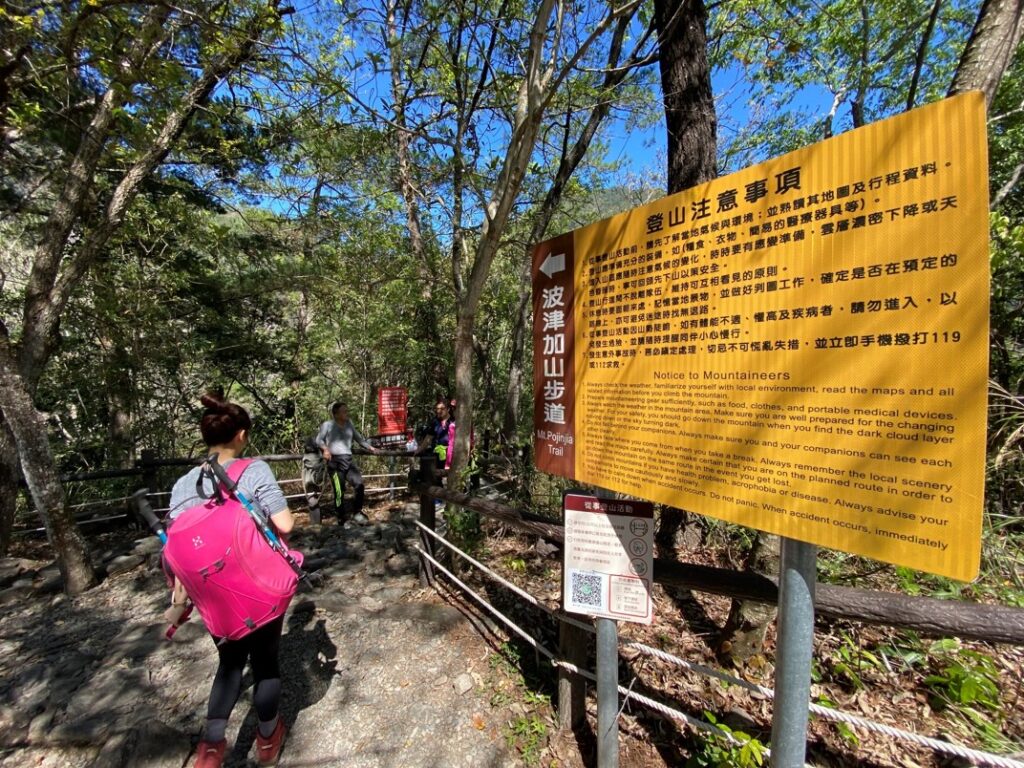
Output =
[{"x1": 907, "y1": 0, "x2": 943, "y2": 111}]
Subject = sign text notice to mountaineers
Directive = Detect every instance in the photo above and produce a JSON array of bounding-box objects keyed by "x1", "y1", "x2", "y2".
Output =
[{"x1": 532, "y1": 93, "x2": 989, "y2": 580}]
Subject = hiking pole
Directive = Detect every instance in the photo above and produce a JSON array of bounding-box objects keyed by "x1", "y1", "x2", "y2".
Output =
[
  {"x1": 131, "y1": 489, "x2": 167, "y2": 544},
  {"x1": 204, "y1": 453, "x2": 317, "y2": 587},
  {"x1": 130, "y1": 490, "x2": 194, "y2": 638}
]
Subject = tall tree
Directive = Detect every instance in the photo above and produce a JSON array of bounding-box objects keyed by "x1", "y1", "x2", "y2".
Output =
[
  {"x1": 651, "y1": 0, "x2": 719, "y2": 555},
  {"x1": 949, "y1": 0, "x2": 1024, "y2": 105},
  {"x1": 655, "y1": 0, "x2": 717, "y2": 194},
  {"x1": 446, "y1": 0, "x2": 646, "y2": 485},
  {"x1": 354, "y1": 0, "x2": 648, "y2": 484},
  {"x1": 711, "y1": 0, "x2": 976, "y2": 169},
  {"x1": 0, "y1": 0, "x2": 288, "y2": 593},
  {"x1": 501, "y1": 14, "x2": 659, "y2": 441}
]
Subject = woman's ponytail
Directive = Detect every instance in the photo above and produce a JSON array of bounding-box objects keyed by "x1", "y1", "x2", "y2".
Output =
[{"x1": 199, "y1": 391, "x2": 252, "y2": 446}]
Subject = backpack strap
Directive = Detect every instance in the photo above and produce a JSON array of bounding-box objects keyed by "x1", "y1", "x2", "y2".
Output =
[
  {"x1": 224, "y1": 458, "x2": 253, "y2": 485},
  {"x1": 195, "y1": 458, "x2": 253, "y2": 504}
]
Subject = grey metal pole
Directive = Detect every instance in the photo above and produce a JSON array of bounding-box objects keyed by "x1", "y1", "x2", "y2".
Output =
[
  {"x1": 770, "y1": 537, "x2": 818, "y2": 767},
  {"x1": 596, "y1": 616, "x2": 619, "y2": 768}
]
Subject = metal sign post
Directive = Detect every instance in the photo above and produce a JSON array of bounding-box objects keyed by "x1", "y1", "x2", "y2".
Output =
[
  {"x1": 596, "y1": 616, "x2": 619, "y2": 768},
  {"x1": 770, "y1": 537, "x2": 818, "y2": 767},
  {"x1": 563, "y1": 490, "x2": 653, "y2": 768}
]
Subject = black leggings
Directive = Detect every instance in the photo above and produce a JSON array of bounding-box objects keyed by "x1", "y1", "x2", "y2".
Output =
[
  {"x1": 327, "y1": 455, "x2": 364, "y2": 515},
  {"x1": 207, "y1": 617, "x2": 284, "y2": 722}
]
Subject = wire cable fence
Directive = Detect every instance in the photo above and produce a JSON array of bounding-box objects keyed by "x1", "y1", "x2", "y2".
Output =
[{"x1": 414, "y1": 500, "x2": 1024, "y2": 768}]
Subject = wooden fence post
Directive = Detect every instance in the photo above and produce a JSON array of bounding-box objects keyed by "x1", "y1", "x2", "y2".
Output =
[
  {"x1": 558, "y1": 616, "x2": 589, "y2": 732},
  {"x1": 418, "y1": 454, "x2": 437, "y2": 587},
  {"x1": 139, "y1": 450, "x2": 158, "y2": 493}
]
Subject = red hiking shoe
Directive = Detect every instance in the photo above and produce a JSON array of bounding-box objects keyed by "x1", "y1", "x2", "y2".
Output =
[
  {"x1": 255, "y1": 718, "x2": 287, "y2": 765},
  {"x1": 193, "y1": 739, "x2": 226, "y2": 768}
]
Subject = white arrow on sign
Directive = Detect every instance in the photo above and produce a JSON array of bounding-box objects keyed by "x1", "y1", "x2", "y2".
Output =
[{"x1": 539, "y1": 252, "x2": 566, "y2": 278}]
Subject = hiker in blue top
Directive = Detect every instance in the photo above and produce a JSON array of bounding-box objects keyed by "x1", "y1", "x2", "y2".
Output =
[{"x1": 316, "y1": 401, "x2": 378, "y2": 524}]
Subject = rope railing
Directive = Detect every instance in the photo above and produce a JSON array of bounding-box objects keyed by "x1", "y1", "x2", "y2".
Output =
[
  {"x1": 417, "y1": 513, "x2": 1024, "y2": 768},
  {"x1": 413, "y1": 480, "x2": 1024, "y2": 645},
  {"x1": 550, "y1": 658, "x2": 768, "y2": 756},
  {"x1": 415, "y1": 522, "x2": 594, "y2": 634},
  {"x1": 627, "y1": 642, "x2": 1024, "y2": 768},
  {"x1": 415, "y1": 546, "x2": 556, "y2": 661},
  {"x1": 414, "y1": 543, "x2": 763, "y2": 757}
]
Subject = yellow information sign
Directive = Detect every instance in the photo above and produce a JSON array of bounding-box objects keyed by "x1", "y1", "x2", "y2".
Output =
[{"x1": 532, "y1": 93, "x2": 989, "y2": 581}]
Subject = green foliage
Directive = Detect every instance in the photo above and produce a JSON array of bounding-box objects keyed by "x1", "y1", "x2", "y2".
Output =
[
  {"x1": 870, "y1": 634, "x2": 1012, "y2": 749},
  {"x1": 814, "y1": 696, "x2": 860, "y2": 748},
  {"x1": 924, "y1": 640, "x2": 1001, "y2": 711},
  {"x1": 710, "y1": 0, "x2": 976, "y2": 166},
  {"x1": 445, "y1": 503, "x2": 482, "y2": 550},
  {"x1": 686, "y1": 712, "x2": 766, "y2": 768},
  {"x1": 522, "y1": 689, "x2": 550, "y2": 708},
  {"x1": 988, "y1": 210, "x2": 1024, "y2": 387},
  {"x1": 828, "y1": 631, "x2": 884, "y2": 691},
  {"x1": 892, "y1": 566, "x2": 970, "y2": 600},
  {"x1": 488, "y1": 637, "x2": 554, "y2": 765},
  {"x1": 489, "y1": 641, "x2": 522, "y2": 677},
  {"x1": 874, "y1": 631, "x2": 928, "y2": 673},
  {"x1": 989, "y1": 46, "x2": 1024, "y2": 216},
  {"x1": 504, "y1": 714, "x2": 548, "y2": 766}
]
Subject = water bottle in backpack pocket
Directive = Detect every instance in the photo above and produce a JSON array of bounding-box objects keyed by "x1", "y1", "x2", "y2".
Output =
[{"x1": 162, "y1": 459, "x2": 304, "y2": 641}]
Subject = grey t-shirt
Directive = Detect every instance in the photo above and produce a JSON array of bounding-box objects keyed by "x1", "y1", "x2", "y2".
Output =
[
  {"x1": 167, "y1": 459, "x2": 287, "y2": 523},
  {"x1": 315, "y1": 419, "x2": 371, "y2": 456}
]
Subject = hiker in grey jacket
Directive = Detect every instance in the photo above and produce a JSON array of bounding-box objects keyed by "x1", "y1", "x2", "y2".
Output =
[{"x1": 316, "y1": 402, "x2": 377, "y2": 524}]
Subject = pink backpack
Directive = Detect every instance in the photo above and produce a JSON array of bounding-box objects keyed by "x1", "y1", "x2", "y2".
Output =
[{"x1": 163, "y1": 459, "x2": 304, "y2": 641}]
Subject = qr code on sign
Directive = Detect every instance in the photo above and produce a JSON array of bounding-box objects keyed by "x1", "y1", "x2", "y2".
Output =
[{"x1": 570, "y1": 571, "x2": 604, "y2": 609}]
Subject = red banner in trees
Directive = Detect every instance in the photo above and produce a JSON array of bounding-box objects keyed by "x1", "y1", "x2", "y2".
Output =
[{"x1": 377, "y1": 387, "x2": 408, "y2": 436}]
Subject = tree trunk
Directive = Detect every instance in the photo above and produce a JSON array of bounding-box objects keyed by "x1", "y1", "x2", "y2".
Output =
[
  {"x1": 654, "y1": 504, "x2": 704, "y2": 556},
  {"x1": 0, "y1": 424, "x2": 18, "y2": 556},
  {"x1": 0, "y1": 344, "x2": 96, "y2": 592},
  {"x1": 106, "y1": 343, "x2": 135, "y2": 468},
  {"x1": 449, "y1": 0, "x2": 558, "y2": 485},
  {"x1": 717, "y1": 533, "x2": 781, "y2": 664},
  {"x1": 654, "y1": 0, "x2": 717, "y2": 548},
  {"x1": 502, "y1": 286, "x2": 531, "y2": 442},
  {"x1": 2, "y1": 0, "x2": 284, "y2": 594},
  {"x1": 386, "y1": 0, "x2": 446, "y2": 402},
  {"x1": 654, "y1": 0, "x2": 716, "y2": 195},
  {"x1": 949, "y1": 0, "x2": 1024, "y2": 107},
  {"x1": 450, "y1": 0, "x2": 642, "y2": 482},
  {"x1": 501, "y1": 13, "x2": 643, "y2": 444},
  {"x1": 452, "y1": 310, "x2": 477, "y2": 493},
  {"x1": 907, "y1": 0, "x2": 944, "y2": 111},
  {"x1": 656, "y1": 0, "x2": 784, "y2": 659}
]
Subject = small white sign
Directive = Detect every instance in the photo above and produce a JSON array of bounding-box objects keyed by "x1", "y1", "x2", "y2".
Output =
[{"x1": 563, "y1": 492, "x2": 654, "y2": 624}]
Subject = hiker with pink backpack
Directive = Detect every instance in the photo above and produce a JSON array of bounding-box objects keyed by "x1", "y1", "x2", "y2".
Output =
[{"x1": 165, "y1": 392, "x2": 300, "y2": 768}]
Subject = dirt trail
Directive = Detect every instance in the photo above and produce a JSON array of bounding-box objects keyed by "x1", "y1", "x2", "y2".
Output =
[{"x1": 0, "y1": 503, "x2": 519, "y2": 767}]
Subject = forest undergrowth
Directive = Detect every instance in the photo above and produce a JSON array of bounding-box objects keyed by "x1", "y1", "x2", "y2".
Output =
[{"x1": 432, "y1": 458, "x2": 1024, "y2": 767}]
